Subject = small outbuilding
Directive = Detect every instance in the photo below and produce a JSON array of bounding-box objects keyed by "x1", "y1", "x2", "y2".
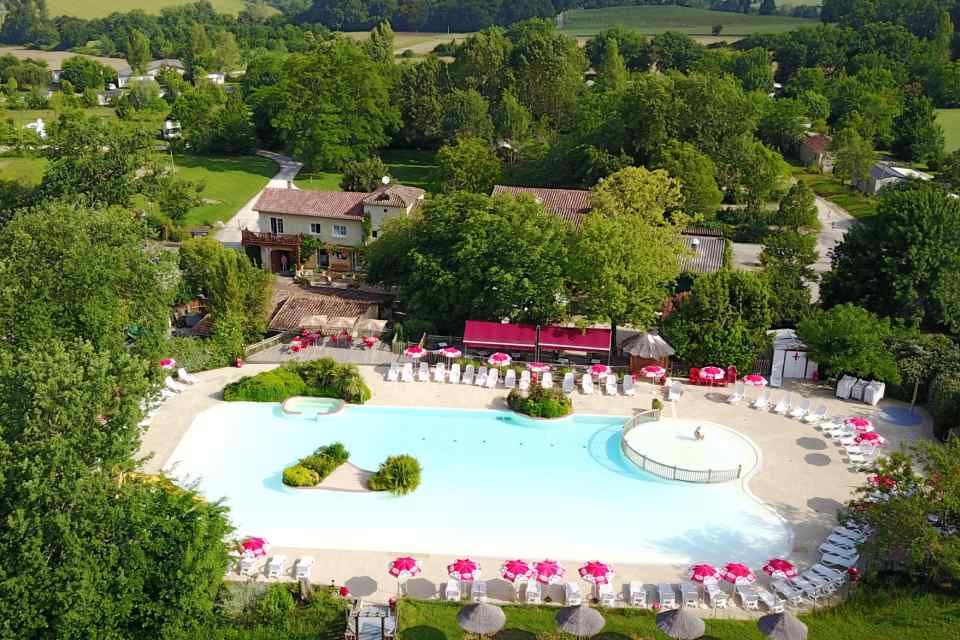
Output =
[{"x1": 769, "y1": 329, "x2": 818, "y2": 387}]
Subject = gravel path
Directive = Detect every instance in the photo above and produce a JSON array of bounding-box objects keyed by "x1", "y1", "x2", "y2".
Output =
[{"x1": 810, "y1": 195, "x2": 857, "y2": 301}]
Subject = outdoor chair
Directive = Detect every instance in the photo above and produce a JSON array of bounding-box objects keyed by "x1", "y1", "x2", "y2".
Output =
[
  {"x1": 705, "y1": 583, "x2": 728, "y2": 608},
  {"x1": 736, "y1": 585, "x2": 760, "y2": 610},
  {"x1": 562, "y1": 372, "x2": 575, "y2": 394},
  {"x1": 541, "y1": 371, "x2": 553, "y2": 388},
  {"x1": 598, "y1": 582, "x2": 616, "y2": 607},
  {"x1": 564, "y1": 582, "x2": 582, "y2": 605},
  {"x1": 790, "y1": 398, "x2": 811, "y2": 419},
  {"x1": 165, "y1": 376, "x2": 188, "y2": 393},
  {"x1": 754, "y1": 586, "x2": 785, "y2": 612},
  {"x1": 239, "y1": 553, "x2": 256, "y2": 577},
  {"x1": 486, "y1": 368, "x2": 499, "y2": 388},
  {"x1": 605, "y1": 374, "x2": 618, "y2": 396},
  {"x1": 471, "y1": 580, "x2": 487, "y2": 602},
  {"x1": 668, "y1": 381, "x2": 682, "y2": 401},
  {"x1": 821, "y1": 553, "x2": 858, "y2": 569},
  {"x1": 401, "y1": 363, "x2": 414, "y2": 382},
  {"x1": 680, "y1": 581, "x2": 700, "y2": 608},
  {"x1": 688, "y1": 368, "x2": 700, "y2": 384},
  {"x1": 504, "y1": 368, "x2": 517, "y2": 388},
  {"x1": 266, "y1": 555, "x2": 286, "y2": 579},
  {"x1": 752, "y1": 388, "x2": 771, "y2": 409},
  {"x1": 445, "y1": 580, "x2": 461, "y2": 601},
  {"x1": 657, "y1": 583, "x2": 678, "y2": 609},
  {"x1": 804, "y1": 405, "x2": 828, "y2": 424},
  {"x1": 475, "y1": 366, "x2": 488, "y2": 386},
  {"x1": 519, "y1": 370, "x2": 531, "y2": 391},
  {"x1": 462, "y1": 364, "x2": 475, "y2": 385},
  {"x1": 628, "y1": 581, "x2": 646, "y2": 607},
  {"x1": 581, "y1": 374, "x2": 594, "y2": 395},
  {"x1": 386, "y1": 363, "x2": 399, "y2": 382},
  {"x1": 294, "y1": 557, "x2": 314, "y2": 580},
  {"x1": 417, "y1": 362, "x2": 430, "y2": 382},
  {"x1": 448, "y1": 363, "x2": 461, "y2": 384},
  {"x1": 525, "y1": 581, "x2": 542, "y2": 604},
  {"x1": 773, "y1": 393, "x2": 793, "y2": 415},
  {"x1": 177, "y1": 367, "x2": 200, "y2": 384},
  {"x1": 727, "y1": 382, "x2": 745, "y2": 404},
  {"x1": 623, "y1": 374, "x2": 636, "y2": 396},
  {"x1": 771, "y1": 580, "x2": 804, "y2": 607},
  {"x1": 433, "y1": 362, "x2": 446, "y2": 383}
]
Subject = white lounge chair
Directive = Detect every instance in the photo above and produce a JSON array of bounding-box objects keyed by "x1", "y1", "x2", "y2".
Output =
[
  {"x1": 475, "y1": 366, "x2": 488, "y2": 386},
  {"x1": 821, "y1": 553, "x2": 859, "y2": 569},
  {"x1": 401, "y1": 363, "x2": 414, "y2": 382},
  {"x1": 434, "y1": 362, "x2": 446, "y2": 383},
  {"x1": 525, "y1": 581, "x2": 542, "y2": 604},
  {"x1": 798, "y1": 571, "x2": 833, "y2": 594},
  {"x1": 581, "y1": 374, "x2": 594, "y2": 395},
  {"x1": 736, "y1": 585, "x2": 760, "y2": 610},
  {"x1": 165, "y1": 376, "x2": 188, "y2": 393},
  {"x1": 833, "y1": 527, "x2": 868, "y2": 543},
  {"x1": 668, "y1": 381, "x2": 682, "y2": 401},
  {"x1": 623, "y1": 374, "x2": 636, "y2": 396},
  {"x1": 486, "y1": 368, "x2": 499, "y2": 388},
  {"x1": 541, "y1": 371, "x2": 553, "y2": 389},
  {"x1": 804, "y1": 405, "x2": 828, "y2": 424},
  {"x1": 463, "y1": 364, "x2": 475, "y2": 385},
  {"x1": 680, "y1": 581, "x2": 700, "y2": 608},
  {"x1": 177, "y1": 367, "x2": 200, "y2": 384},
  {"x1": 386, "y1": 362, "x2": 400, "y2": 382},
  {"x1": 790, "y1": 398, "x2": 811, "y2": 419},
  {"x1": 628, "y1": 581, "x2": 646, "y2": 607},
  {"x1": 449, "y1": 363, "x2": 461, "y2": 384},
  {"x1": 771, "y1": 580, "x2": 803, "y2": 607},
  {"x1": 418, "y1": 362, "x2": 430, "y2": 382},
  {"x1": 773, "y1": 393, "x2": 792, "y2": 414},
  {"x1": 754, "y1": 586, "x2": 784, "y2": 612},
  {"x1": 705, "y1": 583, "x2": 728, "y2": 608},
  {"x1": 598, "y1": 582, "x2": 616, "y2": 607},
  {"x1": 819, "y1": 543, "x2": 859, "y2": 558},
  {"x1": 294, "y1": 556, "x2": 314, "y2": 579},
  {"x1": 605, "y1": 374, "x2": 618, "y2": 395},
  {"x1": 658, "y1": 583, "x2": 678, "y2": 609},
  {"x1": 727, "y1": 382, "x2": 746, "y2": 404},
  {"x1": 519, "y1": 370, "x2": 531, "y2": 391},
  {"x1": 810, "y1": 564, "x2": 846, "y2": 584},
  {"x1": 826, "y1": 533, "x2": 858, "y2": 549},
  {"x1": 789, "y1": 576, "x2": 822, "y2": 601},
  {"x1": 752, "y1": 388, "x2": 771, "y2": 409},
  {"x1": 471, "y1": 580, "x2": 487, "y2": 602},
  {"x1": 445, "y1": 580, "x2": 461, "y2": 601},
  {"x1": 266, "y1": 555, "x2": 286, "y2": 579},
  {"x1": 504, "y1": 368, "x2": 517, "y2": 389},
  {"x1": 159, "y1": 388, "x2": 177, "y2": 401},
  {"x1": 562, "y1": 371, "x2": 575, "y2": 394},
  {"x1": 564, "y1": 582, "x2": 582, "y2": 605},
  {"x1": 239, "y1": 553, "x2": 256, "y2": 576}
]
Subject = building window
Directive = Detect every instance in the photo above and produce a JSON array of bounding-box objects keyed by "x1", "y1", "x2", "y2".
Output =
[
  {"x1": 270, "y1": 217, "x2": 284, "y2": 234},
  {"x1": 371, "y1": 230, "x2": 378, "y2": 239},
  {"x1": 332, "y1": 224, "x2": 348, "y2": 238},
  {"x1": 309, "y1": 223, "x2": 322, "y2": 235}
]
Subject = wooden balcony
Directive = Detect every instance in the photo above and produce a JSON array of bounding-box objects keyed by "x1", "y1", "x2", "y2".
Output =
[{"x1": 241, "y1": 229, "x2": 304, "y2": 247}]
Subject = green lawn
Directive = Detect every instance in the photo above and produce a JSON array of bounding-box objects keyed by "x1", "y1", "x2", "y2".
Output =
[
  {"x1": 398, "y1": 586, "x2": 960, "y2": 640},
  {"x1": 45, "y1": 0, "x2": 247, "y2": 18},
  {"x1": 791, "y1": 166, "x2": 877, "y2": 219},
  {"x1": 936, "y1": 109, "x2": 960, "y2": 153},
  {"x1": 0, "y1": 155, "x2": 46, "y2": 185},
  {"x1": 171, "y1": 154, "x2": 279, "y2": 228},
  {"x1": 295, "y1": 149, "x2": 438, "y2": 193},
  {"x1": 559, "y1": 6, "x2": 817, "y2": 36}
]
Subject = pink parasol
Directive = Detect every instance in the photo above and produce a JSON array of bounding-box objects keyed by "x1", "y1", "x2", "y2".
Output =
[
  {"x1": 388, "y1": 556, "x2": 422, "y2": 579},
  {"x1": 589, "y1": 364, "x2": 611, "y2": 377},
  {"x1": 640, "y1": 365, "x2": 666, "y2": 378},
  {"x1": 448, "y1": 558, "x2": 481, "y2": 581},
  {"x1": 743, "y1": 374, "x2": 768, "y2": 387},
  {"x1": 159, "y1": 358, "x2": 176, "y2": 369},
  {"x1": 721, "y1": 563, "x2": 757, "y2": 585},
  {"x1": 856, "y1": 432, "x2": 886, "y2": 446},
  {"x1": 533, "y1": 559, "x2": 565, "y2": 585},
  {"x1": 578, "y1": 561, "x2": 614, "y2": 585},
  {"x1": 689, "y1": 564, "x2": 721, "y2": 584},
  {"x1": 699, "y1": 366, "x2": 725, "y2": 381},
  {"x1": 439, "y1": 347, "x2": 462, "y2": 358},
  {"x1": 527, "y1": 362, "x2": 551, "y2": 373},
  {"x1": 500, "y1": 559, "x2": 534, "y2": 583},
  {"x1": 241, "y1": 537, "x2": 268, "y2": 557},
  {"x1": 404, "y1": 345, "x2": 426, "y2": 359},
  {"x1": 845, "y1": 417, "x2": 873, "y2": 433},
  {"x1": 762, "y1": 559, "x2": 798, "y2": 579},
  {"x1": 488, "y1": 352, "x2": 512, "y2": 367}
]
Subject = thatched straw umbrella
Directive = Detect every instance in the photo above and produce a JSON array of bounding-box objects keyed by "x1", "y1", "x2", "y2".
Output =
[
  {"x1": 555, "y1": 605, "x2": 605, "y2": 638},
  {"x1": 655, "y1": 609, "x2": 705, "y2": 640},
  {"x1": 457, "y1": 603, "x2": 506, "y2": 637},
  {"x1": 620, "y1": 331, "x2": 676, "y2": 360},
  {"x1": 757, "y1": 612, "x2": 808, "y2": 640}
]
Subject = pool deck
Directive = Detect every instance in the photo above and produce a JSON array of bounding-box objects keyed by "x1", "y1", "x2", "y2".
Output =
[{"x1": 139, "y1": 364, "x2": 933, "y2": 615}]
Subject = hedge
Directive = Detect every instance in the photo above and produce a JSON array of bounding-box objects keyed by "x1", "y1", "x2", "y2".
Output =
[
  {"x1": 282, "y1": 443, "x2": 351, "y2": 487},
  {"x1": 283, "y1": 465, "x2": 319, "y2": 487},
  {"x1": 507, "y1": 383, "x2": 573, "y2": 419},
  {"x1": 223, "y1": 358, "x2": 371, "y2": 404},
  {"x1": 368, "y1": 454, "x2": 422, "y2": 495},
  {"x1": 928, "y1": 373, "x2": 960, "y2": 439}
]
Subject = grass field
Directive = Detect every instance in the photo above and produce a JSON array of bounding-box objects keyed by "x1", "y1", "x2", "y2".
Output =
[
  {"x1": 791, "y1": 166, "x2": 877, "y2": 219},
  {"x1": 0, "y1": 156, "x2": 46, "y2": 185},
  {"x1": 937, "y1": 109, "x2": 960, "y2": 153},
  {"x1": 295, "y1": 149, "x2": 438, "y2": 193},
  {"x1": 0, "y1": 46, "x2": 128, "y2": 71},
  {"x1": 171, "y1": 154, "x2": 278, "y2": 227},
  {"x1": 1, "y1": 107, "x2": 116, "y2": 127},
  {"x1": 559, "y1": 6, "x2": 817, "y2": 36},
  {"x1": 45, "y1": 0, "x2": 246, "y2": 19},
  {"x1": 398, "y1": 585, "x2": 960, "y2": 640}
]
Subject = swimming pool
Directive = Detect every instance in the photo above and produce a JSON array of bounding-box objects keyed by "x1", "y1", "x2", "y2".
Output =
[{"x1": 166, "y1": 403, "x2": 791, "y2": 565}]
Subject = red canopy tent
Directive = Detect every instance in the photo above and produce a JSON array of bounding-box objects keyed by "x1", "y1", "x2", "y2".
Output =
[
  {"x1": 462, "y1": 321, "x2": 611, "y2": 356},
  {"x1": 538, "y1": 325, "x2": 611, "y2": 354}
]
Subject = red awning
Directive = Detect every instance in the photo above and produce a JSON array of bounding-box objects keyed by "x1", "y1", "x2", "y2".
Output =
[
  {"x1": 538, "y1": 325, "x2": 611, "y2": 353},
  {"x1": 463, "y1": 320, "x2": 536, "y2": 350}
]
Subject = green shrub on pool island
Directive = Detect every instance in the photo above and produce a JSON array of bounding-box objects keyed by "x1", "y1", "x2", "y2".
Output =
[
  {"x1": 368, "y1": 454, "x2": 422, "y2": 495},
  {"x1": 223, "y1": 359, "x2": 371, "y2": 404},
  {"x1": 507, "y1": 383, "x2": 573, "y2": 418},
  {"x1": 283, "y1": 442, "x2": 350, "y2": 487},
  {"x1": 283, "y1": 465, "x2": 319, "y2": 487}
]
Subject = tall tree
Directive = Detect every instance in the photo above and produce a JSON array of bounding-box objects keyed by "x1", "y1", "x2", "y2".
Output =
[
  {"x1": 654, "y1": 140, "x2": 722, "y2": 220},
  {"x1": 760, "y1": 231, "x2": 817, "y2": 326},
  {"x1": 366, "y1": 20, "x2": 395, "y2": 64},
  {"x1": 211, "y1": 30, "x2": 242, "y2": 73},
  {"x1": 892, "y1": 93, "x2": 945, "y2": 164},
  {"x1": 594, "y1": 37, "x2": 627, "y2": 91},
  {"x1": 832, "y1": 127, "x2": 875, "y2": 186},
  {"x1": 776, "y1": 181, "x2": 819, "y2": 230},
  {"x1": 797, "y1": 304, "x2": 900, "y2": 381},
  {"x1": 126, "y1": 28, "x2": 151, "y2": 75},
  {"x1": 436, "y1": 136, "x2": 502, "y2": 194},
  {"x1": 506, "y1": 19, "x2": 585, "y2": 125},
  {"x1": 340, "y1": 156, "x2": 390, "y2": 192},
  {"x1": 441, "y1": 88, "x2": 494, "y2": 143},
  {"x1": 397, "y1": 56, "x2": 444, "y2": 148}
]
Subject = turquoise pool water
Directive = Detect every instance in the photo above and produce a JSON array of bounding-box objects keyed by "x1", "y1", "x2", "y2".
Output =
[{"x1": 166, "y1": 403, "x2": 791, "y2": 565}]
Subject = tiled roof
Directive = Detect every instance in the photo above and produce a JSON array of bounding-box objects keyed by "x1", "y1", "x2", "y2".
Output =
[
  {"x1": 363, "y1": 185, "x2": 425, "y2": 208},
  {"x1": 679, "y1": 235, "x2": 725, "y2": 274},
  {"x1": 268, "y1": 294, "x2": 377, "y2": 332},
  {"x1": 492, "y1": 185, "x2": 592, "y2": 228},
  {"x1": 254, "y1": 188, "x2": 367, "y2": 219}
]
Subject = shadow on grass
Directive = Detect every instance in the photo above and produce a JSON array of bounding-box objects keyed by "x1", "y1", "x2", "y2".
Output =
[
  {"x1": 401, "y1": 625, "x2": 447, "y2": 640},
  {"x1": 173, "y1": 153, "x2": 278, "y2": 178}
]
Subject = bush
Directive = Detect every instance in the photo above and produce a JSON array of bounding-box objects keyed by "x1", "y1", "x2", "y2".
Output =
[
  {"x1": 255, "y1": 584, "x2": 295, "y2": 624},
  {"x1": 507, "y1": 383, "x2": 573, "y2": 419},
  {"x1": 222, "y1": 359, "x2": 370, "y2": 404},
  {"x1": 368, "y1": 454, "x2": 422, "y2": 495},
  {"x1": 223, "y1": 367, "x2": 307, "y2": 402},
  {"x1": 927, "y1": 373, "x2": 960, "y2": 439},
  {"x1": 315, "y1": 442, "x2": 350, "y2": 465},
  {"x1": 652, "y1": 398, "x2": 663, "y2": 411},
  {"x1": 166, "y1": 336, "x2": 226, "y2": 373},
  {"x1": 282, "y1": 464, "x2": 320, "y2": 487},
  {"x1": 299, "y1": 454, "x2": 338, "y2": 479}
]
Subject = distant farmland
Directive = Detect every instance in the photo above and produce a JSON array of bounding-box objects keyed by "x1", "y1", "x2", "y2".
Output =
[
  {"x1": 559, "y1": 6, "x2": 816, "y2": 37},
  {"x1": 45, "y1": 0, "x2": 247, "y2": 19}
]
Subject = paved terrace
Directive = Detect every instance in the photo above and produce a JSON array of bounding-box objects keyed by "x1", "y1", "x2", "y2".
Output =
[{"x1": 139, "y1": 365, "x2": 932, "y2": 616}]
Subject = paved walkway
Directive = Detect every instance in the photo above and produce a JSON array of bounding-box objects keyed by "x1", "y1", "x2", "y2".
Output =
[
  {"x1": 811, "y1": 195, "x2": 856, "y2": 301},
  {"x1": 214, "y1": 150, "x2": 303, "y2": 248}
]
